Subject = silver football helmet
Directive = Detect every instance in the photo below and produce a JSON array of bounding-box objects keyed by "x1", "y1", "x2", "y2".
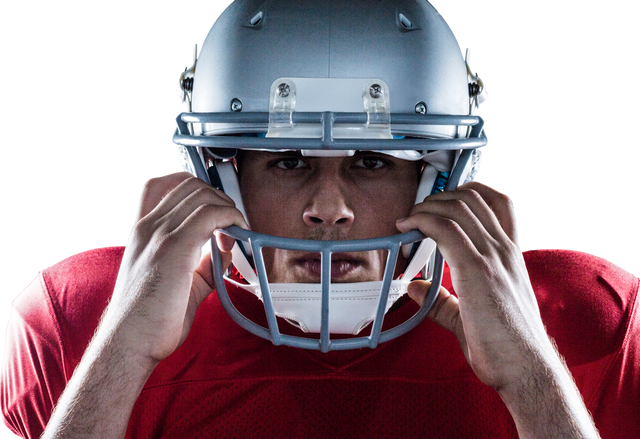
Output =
[{"x1": 173, "y1": 0, "x2": 486, "y2": 351}]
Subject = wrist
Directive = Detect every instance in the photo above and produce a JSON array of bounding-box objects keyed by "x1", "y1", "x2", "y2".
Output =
[
  {"x1": 43, "y1": 321, "x2": 159, "y2": 438},
  {"x1": 495, "y1": 339, "x2": 599, "y2": 438},
  {"x1": 95, "y1": 291, "x2": 176, "y2": 371},
  {"x1": 90, "y1": 311, "x2": 163, "y2": 378}
]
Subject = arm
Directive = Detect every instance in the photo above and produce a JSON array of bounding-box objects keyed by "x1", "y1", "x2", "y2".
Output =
[
  {"x1": 41, "y1": 325, "x2": 154, "y2": 438},
  {"x1": 396, "y1": 182, "x2": 599, "y2": 439},
  {"x1": 42, "y1": 172, "x2": 248, "y2": 439}
]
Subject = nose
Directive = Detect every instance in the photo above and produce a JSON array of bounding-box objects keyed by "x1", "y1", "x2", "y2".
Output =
[{"x1": 302, "y1": 177, "x2": 355, "y2": 229}]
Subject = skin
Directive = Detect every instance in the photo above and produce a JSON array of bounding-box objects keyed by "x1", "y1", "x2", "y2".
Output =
[
  {"x1": 43, "y1": 152, "x2": 599, "y2": 438},
  {"x1": 238, "y1": 151, "x2": 420, "y2": 283}
]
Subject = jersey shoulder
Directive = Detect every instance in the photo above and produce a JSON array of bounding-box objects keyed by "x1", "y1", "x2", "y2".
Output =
[
  {"x1": 25, "y1": 247, "x2": 124, "y2": 367},
  {"x1": 524, "y1": 249, "x2": 638, "y2": 363},
  {"x1": 2, "y1": 247, "x2": 124, "y2": 437}
]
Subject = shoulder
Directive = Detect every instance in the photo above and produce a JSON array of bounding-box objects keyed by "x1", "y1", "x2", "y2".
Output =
[
  {"x1": 22, "y1": 247, "x2": 125, "y2": 366},
  {"x1": 523, "y1": 249, "x2": 638, "y2": 300},
  {"x1": 2, "y1": 247, "x2": 125, "y2": 437},
  {"x1": 523, "y1": 249, "x2": 638, "y2": 319},
  {"x1": 40, "y1": 246, "x2": 125, "y2": 294},
  {"x1": 523, "y1": 249, "x2": 638, "y2": 364}
]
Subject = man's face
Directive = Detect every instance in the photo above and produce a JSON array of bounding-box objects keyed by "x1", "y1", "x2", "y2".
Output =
[{"x1": 238, "y1": 151, "x2": 420, "y2": 284}]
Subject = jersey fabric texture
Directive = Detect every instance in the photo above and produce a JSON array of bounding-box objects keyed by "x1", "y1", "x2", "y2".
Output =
[{"x1": 2, "y1": 247, "x2": 639, "y2": 438}]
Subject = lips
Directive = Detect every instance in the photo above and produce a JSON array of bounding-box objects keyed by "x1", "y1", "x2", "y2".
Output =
[{"x1": 296, "y1": 253, "x2": 364, "y2": 281}]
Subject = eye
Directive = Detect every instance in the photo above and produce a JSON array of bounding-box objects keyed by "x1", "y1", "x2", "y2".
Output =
[
  {"x1": 353, "y1": 156, "x2": 386, "y2": 169},
  {"x1": 275, "y1": 158, "x2": 307, "y2": 170}
]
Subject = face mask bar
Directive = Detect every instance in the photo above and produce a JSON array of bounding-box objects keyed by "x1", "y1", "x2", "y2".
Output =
[
  {"x1": 174, "y1": 112, "x2": 486, "y2": 152},
  {"x1": 211, "y1": 227, "x2": 433, "y2": 352}
]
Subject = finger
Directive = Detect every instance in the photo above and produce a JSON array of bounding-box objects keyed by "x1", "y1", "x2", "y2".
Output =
[
  {"x1": 406, "y1": 199, "x2": 496, "y2": 254},
  {"x1": 157, "y1": 185, "x2": 244, "y2": 233},
  {"x1": 187, "y1": 250, "x2": 232, "y2": 331},
  {"x1": 192, "y1": 250, "x2": 233, "y2": 299},
  {"x1": 215, "y1": 230, "x2": 237, "y2": 252},
  {"x1": 137, "y1": 172, "x2": 194, "y2": 221},
  {"x1": 457, "y1": 182, "x2": 518, "y2": 245},
  {"x1": 169, "y1": 204, "x2": 249, "y2": 253},
  {"x1": 417, "y1": 188, "x2": 508, "y2": 245},
  {"x1": 396, "y1": 212, "x2": 482, "y2": 269},
  {"x1": 125, "y1": 170, "x2": 190, "y2": 244},
  {"x1": 149, "y1": 172, "x2": 235, "y2": 223},
  {"x1": 407, "y1": 280, "x2": 462, "y2": 338}
]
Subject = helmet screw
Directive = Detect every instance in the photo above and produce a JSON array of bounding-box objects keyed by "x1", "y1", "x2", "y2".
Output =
[
  {"x1": 277, "y1": 83, "x2": 291, "y2": 98},
  {"x1": 230, "y1": 98, "x2": 243, "y2": 112},
  {"x1": 182, "y1": 77, "x2": 194, "y2": 93},
  {"x1": 415, "y1": 102, "x2": 427, "y2": 114},
  {"x1": 469, "y1": 83, "x2": 480, "y2": 97},
  {"x1": 369, "y1": 84, "x2": 382, "y2": 99}
]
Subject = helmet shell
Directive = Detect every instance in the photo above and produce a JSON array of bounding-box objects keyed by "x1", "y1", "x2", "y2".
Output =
[{"x1": 192, "y1": 0, "x2": 469, "y2": 118}]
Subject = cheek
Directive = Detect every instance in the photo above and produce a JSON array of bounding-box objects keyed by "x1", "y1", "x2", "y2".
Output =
[
  {"x1": 356, "y1": 178, "x2": 417, "y2": 232},
  {"x1": 240, "y1": 179, "x2": 301, "y2": 237}
]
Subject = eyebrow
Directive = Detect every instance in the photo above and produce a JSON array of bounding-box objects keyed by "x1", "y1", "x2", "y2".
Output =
[
  {"x1": 246, "y1": 150, "x2": 303, "y2": 160},
  {"x1": 245, "y1": 150, "x2": 391, "y2": 163}
]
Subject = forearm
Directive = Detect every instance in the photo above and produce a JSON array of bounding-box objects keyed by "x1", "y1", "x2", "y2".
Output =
[
  {"x1": 42, "y1": 321, "x2": 157, "y2": 439},
  {"x1": 497, "y1": 338, "x2": 599, "y2": 439}
]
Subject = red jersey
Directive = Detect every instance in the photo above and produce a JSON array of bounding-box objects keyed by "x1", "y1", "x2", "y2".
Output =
[{"x1": 2, "y1": 248, "x2": 638, "y2": 438}]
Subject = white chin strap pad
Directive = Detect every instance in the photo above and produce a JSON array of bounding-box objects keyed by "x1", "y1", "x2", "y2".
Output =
[
  {"x1": 272, "y1": 281, "x2": 407, "y2": 334},
  {"x1": 226, "y1": 276, "x2": 407, "y2": 335}
]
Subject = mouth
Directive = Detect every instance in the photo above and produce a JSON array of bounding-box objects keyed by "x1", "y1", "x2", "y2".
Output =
[{"x1": 295, "y1": 253, "x2": 366, "y2": 282}]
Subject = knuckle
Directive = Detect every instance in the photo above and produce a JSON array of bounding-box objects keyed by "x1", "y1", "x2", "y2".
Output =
[
  {"x1": 449, "y1": 198, "x2": 470, "y2": 213},
  {"x1": 192, "y1": 186, "x2": 213, "y2": 199},
  {"x1": 197, "y1": 203, "x2": 217, "y2": 215},
  {"x1": 193, "y1": 186, "x2": 235, "y2": 206},
  {"x1": 474, "y1": 180, "x2": 511, "y2": 200},
  {"x1": 438, "y1": 216, "x2": 462, "y2": 234},
  {"x1": 462, "y1": 188, "x2": 483, "y2": 204},
  {"x1": 184, "y1": 175, "x2": 205, "y2": 190},
  {"x1": 133, "y1": 215, "x2": 156, "y2": 239},
  {"x1": 214, "y1": 188, "x2": 236, "y2": 206},
  {"x1": 455, "y1": 188, "x2": 487, "y2": 213},
  {"x1": 499, "y1": 193, "x2": 515, "y2": 212},
  {"x1": 409, "y1": 203, "x2": 424, "y2": 216}
]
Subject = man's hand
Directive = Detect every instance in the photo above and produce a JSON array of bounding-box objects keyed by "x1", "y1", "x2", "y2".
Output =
[
  {"x1": 43, "y1": 172, "x2": 248, "y2": 439},
  {"x1": 396, "y1": 182, "x2": 599, "y2": 438},
  {"x1": 108, "y1": 172, "x2": 248, "y2": 365},
  {"x1": 396, "y1": 181, "x2": 537, "y2": 390}
]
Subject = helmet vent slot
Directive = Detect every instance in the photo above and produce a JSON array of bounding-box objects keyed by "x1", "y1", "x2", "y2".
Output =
[
  {"x1": 398, "y1": 13, "x2": 412, "y2": 29},
  {"x1": 249, "y1": 11, "x2": 264, "y2": 26},
  {"x1": 396, "y1": 11, "x2": 419, "y2": 32}
]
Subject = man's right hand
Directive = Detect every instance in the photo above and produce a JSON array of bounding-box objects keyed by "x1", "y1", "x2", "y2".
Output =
[
  {"x1": 43, "y1": 172, "x2": 248, "y2": 439},
  {"x1": 107, "y1": 172, "x2": 249, "y2": 367}
]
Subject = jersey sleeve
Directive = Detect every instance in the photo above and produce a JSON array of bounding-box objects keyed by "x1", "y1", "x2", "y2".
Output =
[
  {"x1": 524, "y1": 250, "x2": 640, "y2": 438},
  {"x1": 1, "y1": 247, "x2": 123, "y2": 438},
  {"x1": 1, "y1": 274, "x2": 70, "y2": 438},
  {"x1": 589, "y1": 268, "x2": 640, "y2": 438}
]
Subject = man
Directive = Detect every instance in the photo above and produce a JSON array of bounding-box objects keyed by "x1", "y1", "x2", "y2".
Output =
[{"x1": 2, "y1": 0, "x2": 638, "y2": 438}]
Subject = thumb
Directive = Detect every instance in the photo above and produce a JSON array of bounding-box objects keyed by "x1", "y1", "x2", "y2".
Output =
[
  {"x1": 407, "y1": 280, "x2": 462, "y2": 337},
  {"x1": 192, "y1": 250, "x2": 233, "y2": 303}
]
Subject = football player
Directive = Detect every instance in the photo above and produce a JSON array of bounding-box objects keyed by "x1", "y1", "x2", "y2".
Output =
[{"x1": 3, "y1": 1, "x2": 637, "y2": 438}]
